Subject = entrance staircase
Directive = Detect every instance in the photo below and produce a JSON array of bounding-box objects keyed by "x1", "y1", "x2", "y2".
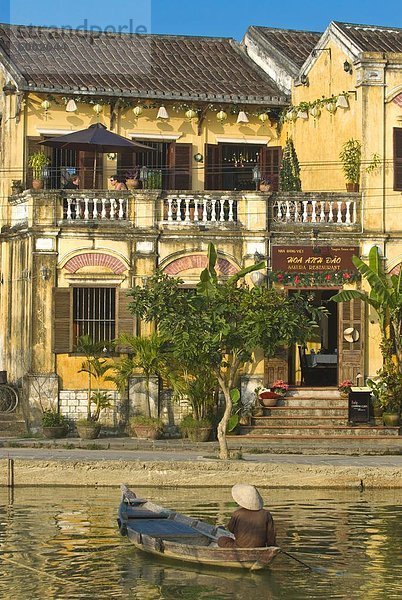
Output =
[
  {"x1": 0, "y1": 411, "x2": 27, "y2": 437},
  {"x1": 238, "y1": 388, "x2": 400, "y2": 441}
]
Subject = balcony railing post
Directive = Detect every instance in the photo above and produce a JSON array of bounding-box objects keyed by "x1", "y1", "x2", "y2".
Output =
[
  {"x1": 101, "y1": 198, "x2": 107, "y2": 219},
  {"x1": 93, "y1": 198, "x2": 99, "y2": 219},
  {"x1": 202, "y1": 196, "x2": 209, "y2": 222},
  {"x1": 184, "y1": 195, "x2": 191, "y2": 223},
  {"x1": 345, "y1": 201, "x2": 351, "y2": 224},
  {"x1": 302, "y1": 201, "x2": 308, "y2": 223},
  {"x1": 193, "y1": 197, "x2": 199, "y2": 222},
  {"x1": 328, "y1": 202, "x2": 334, "y2": 222},
  {"x1": 337, "y1": 202, "x2": 342, "y2": 224}
]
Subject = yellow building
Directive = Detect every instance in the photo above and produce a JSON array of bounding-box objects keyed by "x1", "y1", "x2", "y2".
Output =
[
  {"x1": 244, "y1": 21, "x2": 402, "y2": 388},
  {"x1": 0, "y1": 24, "x2": 287, "y2": 429}
]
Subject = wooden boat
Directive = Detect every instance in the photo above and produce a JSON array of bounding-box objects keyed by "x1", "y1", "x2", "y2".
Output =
[{"x1": 117, "y1": 484, "x2": 281, "y2": 571}]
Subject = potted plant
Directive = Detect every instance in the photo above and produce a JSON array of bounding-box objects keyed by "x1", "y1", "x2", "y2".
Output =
[
  {"x1": 338, "y1": 379, "x2": 353, "y2": 399},
  {"x1": 371, "y1": 366, "x2": 401, "y2": 427},
  {"x1": 42, "y1": 410, "x2": 68, "y2": 439},
  {"x1": 130, "y1": 415, "x2": 163, "y2": 439},
  {"x1": 258, "y1": 388, "x2": 279, "y2": 407},
  {"x1": 28, "y1": 151, "x2": 50, "y2": 190},
  {"x1": 366, "y1": 377, "x2": 384, "y2": 424},
  {"x1": 339, "y1": 139, "x2": 361, "y2": 192},
  {"x1": 180, "y1": 414, "x2": 212, "y2": 442},
  {"x1": 124, "y1": 168, "x2": 140, "y2": 190},
  {"x1": 76, "y1": 335, "x2": 113, "y2": 439},
  {"x1": 271, "y1": 379, "x2": 289, "y2": 397},
  {"x1": 11, "y1": 180, "x2": 24, "y2": 195},
  {"x1": 279, "y1": 137, "x2": 302, "y2": 191}
]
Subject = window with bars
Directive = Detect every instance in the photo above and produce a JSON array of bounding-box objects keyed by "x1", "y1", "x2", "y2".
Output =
[{"x1": 73, "y1": 287, "x2": 116, "y2": 345}]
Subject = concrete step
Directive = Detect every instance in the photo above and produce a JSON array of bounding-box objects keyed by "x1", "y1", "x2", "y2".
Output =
[
  {"x1": 264, "y1": 406, "x2": 348, "y2": 417},
  {"x1": 252, "y1": 416, "x2": 348, "y2": 427},
  {"x1": 282, "y1": 397, "x2": 348, "y2": 408},
  {"x1": 239, "y1": 425, "x2": 400, "y2": 437},
  {"x1": 0, "y1": 412, "x2": 27, "y2": 437},
  {"x1": 287, "y1": 387, "x2": 342, "y2": 398}
]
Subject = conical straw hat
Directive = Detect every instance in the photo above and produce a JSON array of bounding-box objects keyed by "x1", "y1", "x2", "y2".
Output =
[{"x1": 231, "y1": 484, "x2": 263, "y2": 511}]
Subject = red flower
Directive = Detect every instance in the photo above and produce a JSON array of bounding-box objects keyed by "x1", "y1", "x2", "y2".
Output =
[
  {"x1": 343, "y1": 272, "x2": 351, "y2": 279},
  {"x1": 277, "y1": 273, "x2": 284, "y2": 281},
  {"x1": 325, "y1": 274, "x2": 332, "y2": 281},
  {"x1": 294, "y1": 276, "x2": 301, "y2": 284}
]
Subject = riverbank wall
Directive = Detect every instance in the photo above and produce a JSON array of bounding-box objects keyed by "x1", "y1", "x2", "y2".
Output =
[{"x1": 1, "y1": 458, "x2": 401, "y2": 489}]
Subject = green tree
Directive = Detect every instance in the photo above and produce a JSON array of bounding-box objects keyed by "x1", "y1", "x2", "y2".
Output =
[
  {"x1": 280, "y1": 137, "x2": 302, "y2": 191},
  {"x1": 128, "y1": 243, "x2": 322, "y2": 459}
]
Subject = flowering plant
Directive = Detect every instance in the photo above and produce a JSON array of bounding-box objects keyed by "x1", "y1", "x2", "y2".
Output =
[
  {"x1": 271, "y1": 380, "x2": 289, "y2": 395},
  {"x1": 338, "y1": 379, "x2": 353, "y2": 394}
]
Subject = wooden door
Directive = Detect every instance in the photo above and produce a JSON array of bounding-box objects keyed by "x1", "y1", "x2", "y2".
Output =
[
  {"x1": 338, "y1": 298, "x2": 365, "y2": 385},
  {"x1": 265, "y1": 349, "x2": 289, "y2": 386},
  {"x1": 168, "y1": 143, "x2": 192, "y2": 190},
  {"x1": 260, "y1": 146, "x2": 281, "y2": 191},
  {"x1": 204, "y1": 143, "x2": 222, "y2": 190}
]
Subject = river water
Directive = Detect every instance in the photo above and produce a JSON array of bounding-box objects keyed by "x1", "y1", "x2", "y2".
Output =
[{"x1": 0, "y1": 486, "x2": 401, "y2": 600}]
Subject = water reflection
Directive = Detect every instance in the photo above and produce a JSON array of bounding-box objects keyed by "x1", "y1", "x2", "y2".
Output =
[{"x1": 0, "y1": 487, "x2": 401, "y2": 599}]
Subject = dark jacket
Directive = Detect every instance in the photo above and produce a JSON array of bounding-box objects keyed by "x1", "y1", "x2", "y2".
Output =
[{"x1": 227, "y1": 507, "x2": 276, "y2": 548}]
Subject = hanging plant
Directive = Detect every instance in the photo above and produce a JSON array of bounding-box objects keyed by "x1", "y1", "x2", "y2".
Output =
[
  {"x1": 268, "y1": 269, "x2": 360, "y2": 286},
  {"x1": 279, "y1": 137, "x2": 302, "y2": 191}
]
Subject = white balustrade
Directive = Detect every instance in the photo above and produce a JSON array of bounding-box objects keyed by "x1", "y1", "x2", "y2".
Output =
[
  {"x1": 64, "y1": 195, "x2": 128, "y2": 221},
  {"x1": 274, "y1": 197, "x2": 358, "y2": 225},
  {"x1": 163, "y1": 194, "x2": 237, "y2": 225}
]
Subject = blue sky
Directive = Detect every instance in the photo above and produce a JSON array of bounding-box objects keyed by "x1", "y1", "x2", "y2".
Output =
[{"x1": 1, "y1": 0, "x2": 401, "y2": 38}]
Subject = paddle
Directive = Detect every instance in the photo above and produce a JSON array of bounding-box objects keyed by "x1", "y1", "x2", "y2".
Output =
[{"x1": 281, "y1": 550, "x2": 329, "y2": 574}]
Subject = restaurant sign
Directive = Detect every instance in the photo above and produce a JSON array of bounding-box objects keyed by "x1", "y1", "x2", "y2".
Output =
[{"x1": 270, "y1": 246, "x2": 360, "y2": 286}]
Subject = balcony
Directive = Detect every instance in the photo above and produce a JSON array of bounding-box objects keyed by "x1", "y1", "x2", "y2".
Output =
[
  {"x1": 271, "y1": 192, "x2": 361, "y2": 230},
  {"x1": 162, "y1": 193, "x2": 237, "y2": 226}
]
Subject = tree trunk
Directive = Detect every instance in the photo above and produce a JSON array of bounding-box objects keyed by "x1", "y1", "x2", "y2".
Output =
[
  {"x1": 145, "y1": 376, "x2": 151, "y2": 417},
  {"x1": 87, "y1": 372, "x2": 92, "y2": 420},
  {"x1": 217, "y1": 380, "x2": 232, "y2": 460}
]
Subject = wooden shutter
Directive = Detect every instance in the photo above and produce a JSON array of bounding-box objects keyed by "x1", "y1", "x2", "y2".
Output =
[
  {"x1": 338, "y1": 298, "x2": 365, "y2": 385},
  {"x1": 260, "y1": 146, "x2": 282, "y2": 191},
  {"x1": 168, "y1": 142, "x2": 192, "y2": 190},
  {"x1": 204, "y1": 144, "x2": 222, "y2": 190},
  {"x1": 116, "y1": 289, "x2": 136, "y2": 352},
  {"x1": 79, "y1": 150, "x2": 103, "y2": 189},
  {"x1": 265, "y1": 349, "x2": 289, "y2": 385},
  {"x1": 52, "y1": 288, "x2": 72, "y2": 353},
  {"x1": 394, "y1": 128, "x2": 402, "y2": 191}
]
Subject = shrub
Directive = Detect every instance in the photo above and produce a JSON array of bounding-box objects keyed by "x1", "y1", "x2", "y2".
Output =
[
  {"x1": 42, "y1": 411, "x2": 66, "y2": 427},
  {"x1": 130, "y1": 415, "x2": 164, "y2": 427}
]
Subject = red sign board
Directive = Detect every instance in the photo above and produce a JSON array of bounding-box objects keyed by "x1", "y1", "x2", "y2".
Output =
[{"x1": 272, "y1": 246, "x2": 360, "y2": 274}]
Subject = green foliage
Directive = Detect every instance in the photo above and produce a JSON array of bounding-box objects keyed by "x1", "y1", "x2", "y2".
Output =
[
  {"x1": 339, "y1": 139, "x2": 361, "y2": 184},
  {"x1": 332, "y1": 246, "x2": 402, "y2": 371},
  {"x1": 28, "y1": 152, "x2": 50, "y2": 180},
  {"x1": 109, "y1": 332, "x2": 170, "y2": 416},
  {"x1": 77, "y1": 335, "x2": 112, "y2": 421},
  {"x1": 41, "y1": 410, "x2": 66, "y2": 427},
  {"x1": 130, "y1": 415, "x2": 163, "y2": 427},
  {"x1": 367, "y1": 366, "x2": 402, "y2": 414},
  {"x1": 170, "y1": 368, "x2": 217, "y2": 421},
  {"x1": 279, "y1": 137, "x2": 302, "y2": 191},
  {"x1": 128, "y1": 243, "x2": 321, "y2": 458},
  {"x1": 180, "y1": 414, "x2": 212, "y2": 432}
]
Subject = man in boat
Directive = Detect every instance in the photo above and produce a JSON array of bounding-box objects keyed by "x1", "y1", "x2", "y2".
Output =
[{"x1": 217, "y1": 484, "x2": 276, "y2": 548}]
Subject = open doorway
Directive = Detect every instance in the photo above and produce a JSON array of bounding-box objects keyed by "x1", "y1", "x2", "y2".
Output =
[{"x1": 289, "y1": 289, "x2": 339, "y2": 387}]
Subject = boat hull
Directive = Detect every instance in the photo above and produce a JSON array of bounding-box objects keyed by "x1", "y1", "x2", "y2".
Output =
[{"x1": 118, "y1": 485, "x2": 280, "y2": 571}]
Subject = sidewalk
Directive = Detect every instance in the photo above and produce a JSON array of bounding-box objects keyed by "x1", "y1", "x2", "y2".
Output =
[{"x1": 1, "y1": 436, "x2": 401, "y2": 489}]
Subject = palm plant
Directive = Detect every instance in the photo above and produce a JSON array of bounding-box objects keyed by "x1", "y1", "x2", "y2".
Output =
[
  {"x1": 77, "y1": 335, "x2": 112, "y2": 421},
  {"x1": 331, "y1": 246, "x2": 402, "y2": 414},
  {"x1": 109, "y1": 332, "x2": 169, "y2": 416}
]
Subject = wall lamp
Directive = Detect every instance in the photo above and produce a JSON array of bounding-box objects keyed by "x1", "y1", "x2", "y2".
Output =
[
  {"x1": 300, "y1": 73, "x2": 309, "y2": 86},
  {"x1": 312, "y1": 48, "x2": 331, "y2": 58},
  {"x1": 40, "y1": 266, "x2": 51, "y2": 281},
  {"x1": 343, "y1": 61, "x2": 352, "y2": 74}
]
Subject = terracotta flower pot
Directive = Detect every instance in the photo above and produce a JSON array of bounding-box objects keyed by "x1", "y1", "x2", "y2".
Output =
[
  {"x1": 126, "y1": 178, "x2": 140, "y2": 190},
  {"x1": 32, "y1": 179, "x2": 43, "y2": 190},
  {"x1": 187, "y1": 427, "x2": 212, "y2": 442},
  {"x1": 259, "y1": 391, "x2": 279, "y2": 407},
  {"x1": 131, "y1": 425, "x2": 161, "y2": 440},
  {"x1": 383, "y1": 413, "x2": 400, "y2": 427},
  {"x1": 346, "y1": 182, "x2": 359, "y2": 192},
  {"x1": 259, "y1": 183, "x2": 272, "y2": 192},
  {"x1": 42, "y1": 426, "x2": 67, "y2": 439},
  {"x1": 77, "y1": 422, "x2": 101, "y2": 439}
]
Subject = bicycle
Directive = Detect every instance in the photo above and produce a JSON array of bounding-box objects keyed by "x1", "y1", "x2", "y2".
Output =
[{"x1": 0, "y1": 384, "x2": 19, "y2": 412}]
